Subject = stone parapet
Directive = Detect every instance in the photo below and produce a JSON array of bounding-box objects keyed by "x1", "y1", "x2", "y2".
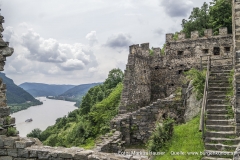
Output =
[{"x1": 0, "y1": 135, "x2": 149, "y2": 160}]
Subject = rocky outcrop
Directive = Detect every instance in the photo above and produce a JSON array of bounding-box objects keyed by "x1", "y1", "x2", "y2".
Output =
[{"x1": 184, "y1": 81, "x2": 202, "y2": 122}]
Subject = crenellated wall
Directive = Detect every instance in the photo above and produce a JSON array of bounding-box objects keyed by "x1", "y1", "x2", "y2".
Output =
[{"x1": 119, "y1": 28, "x2": 233, "y2": 114}]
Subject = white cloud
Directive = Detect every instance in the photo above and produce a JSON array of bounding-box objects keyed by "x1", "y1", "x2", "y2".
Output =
[
  {"x1": 86, "y1": 31, "x2": 98, "y2": 46},
  {"x1": 105, "y1": 33, "x2": 132, "y2": 49},
  {"x1": 160, "y1": 0, "x2": 193, "y2": 17},
  {"x1": 60, "y1": 59, "x2": 85, "y2": 71}
]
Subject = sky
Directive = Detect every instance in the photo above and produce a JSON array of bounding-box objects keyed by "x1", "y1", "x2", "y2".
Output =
[{"x1": 0, "y1": 0, "x2": 212, "y2": 85}]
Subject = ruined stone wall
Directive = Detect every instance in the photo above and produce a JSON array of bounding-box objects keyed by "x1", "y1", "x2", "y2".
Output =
[
  {"x1": 150, "y1": 28, "x2": 233, "y2": 102},
  {"x1": 0, "y1": 15, "x2": 15, "y2": 137},
  {"x1": 111, "y1": 99, "x2": 184, "y2": 145},
  {"x1": 0, "y1": 135, "x2": 144, "y2": 160},
  {"x1": 119, "y1": 43, "x2": 151, "y2": 114},
  {"x1": 119, "y1": 28, "x2": 233, "y2": 114},
  {"x1": 233, "y1": 0, "x2": 240, "y2": 136}
]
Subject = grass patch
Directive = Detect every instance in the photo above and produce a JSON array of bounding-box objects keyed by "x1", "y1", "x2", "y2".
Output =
[
  {"x1": 79, "y1": 138, "x2": 95, "y2": 149},
  {"x1": 154, "y1": 115, "x2": 204, "y2": 160},
  {"x1": 227, "y1": 105, "x2": 234, "y2": 119}
]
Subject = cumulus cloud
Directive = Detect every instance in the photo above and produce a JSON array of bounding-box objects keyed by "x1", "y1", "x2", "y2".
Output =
[
  {"x1": 86, "y1": 31, "x2": 98, "y2": 46},
  {"x1": 105, "y1": 33, "x2": 132, "y2": 49},
  {"x1": 60, "y1": 59, "x2": 85, "y2": 71},
  {"x1": 160, "y1": 0, "x2": 193, "y2": 17},
  {"x1": 3, "y1": 24, "x2": 98, "y2": 75}
]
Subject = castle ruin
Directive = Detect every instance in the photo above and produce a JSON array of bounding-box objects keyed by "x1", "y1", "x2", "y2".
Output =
[{"x1": 1, "y1": 0, "x2": 240, "y2": 159}]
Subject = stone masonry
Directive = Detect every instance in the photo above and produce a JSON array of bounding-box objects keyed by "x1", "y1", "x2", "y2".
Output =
[{"x1": 119, "y1": 28, "x2": 233, "y2": 115}]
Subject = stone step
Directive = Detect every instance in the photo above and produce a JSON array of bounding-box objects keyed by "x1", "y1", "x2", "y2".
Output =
[
  {"x1": 208, "y1": 91, "x2": 227, "y2": 96},
  {"x1": 210, "y1": 70, "x2": 231, "y2": 74},
  {"x1": 206, "y1": 120, "x2": 230, "y2": 125},
  {"x1": 205, "y1": 143, "x2": 237, "y2": 151},
  {"x1": 206, "y1": 104, "x2": 228, "y2": 110},
  {"x1": 206, "y1": 125, "x2": 235, "y2": 132},
  {"x1": 207, "y1": 99, "x2": 228, "y2": 105},
  {"x1": 209, "y1": 79, "x2": 229, "y2": 83},
  {"x1": 207, "y1": 109, "x2": 228, "y2": 114},
  {"x1": 205, "y1": 131, "x2": 235, "y2": 138},
  {"x1": 205, "y1": 137, "x2": 240, "y2": 145},
  {"x1": 210, "y1": 65, "x2": 233, "y2": 70},
  {"x1": 210, "y1": 73, "x2": 230, "y2": 76},
  {"x1": 209, "y1": 77, "x2": 231, "y2": 81},
  {"x1": 202, "y1": 156, "x2": 232, "y2": 160},
  {"x1": 208, "y1": 87, "x2": 231, "y2": 92},
  {"x1": 208, "y1": 94, "x2": 227, "y2": 99},
  {"x1": 206, "y1": 114, "x2": 228, "y2": 120},
  {"x1": 208, "y1": 83, "x2": 229, "y2": 88},
  {"x1": 203, "y1": 150, "x2": 234, "y2": 158}
]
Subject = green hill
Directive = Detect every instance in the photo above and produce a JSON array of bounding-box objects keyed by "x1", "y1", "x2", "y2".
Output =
[
  {"x1": 19, "y1": 82, "x2": 76, "y2": 97},
  {"x1": 0, "y1": 73, "x2": 43, "y2": 113},
  {"x1": 27, "y1": 68, "x2": 124, "y2": 148},
  {"x1": 49, "y1": 83, "x2": 102, "y2": 107}
]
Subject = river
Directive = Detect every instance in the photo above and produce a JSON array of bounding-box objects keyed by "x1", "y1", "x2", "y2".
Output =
[{"x1": 11, "y1": 97, "x2": 77, "y2": 137}]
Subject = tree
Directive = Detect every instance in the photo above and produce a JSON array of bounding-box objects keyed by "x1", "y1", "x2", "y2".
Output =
[
  {"x1": 181, "y1": 2, "x2": 210, "y2": 38},
  {"x1": 181, "y1": 0, "x2": 232, "y2": 37},
  {"x1": 79, "y1": 93, "x2": 92, "y2": 115},
  {"x1": 104, "y1": 68, "x2": 124, "y2": 89},
  {"x1": 27, "y1": 128, "x2": 42, "y2": 139},
  {"x1": 209, "y1": 0, "x2": 232, "y2": 35}
]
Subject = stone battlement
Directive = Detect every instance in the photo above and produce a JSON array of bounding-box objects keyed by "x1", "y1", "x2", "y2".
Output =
[{"x1": 166, "y1": 27, "x2": 229, "y2": 42}]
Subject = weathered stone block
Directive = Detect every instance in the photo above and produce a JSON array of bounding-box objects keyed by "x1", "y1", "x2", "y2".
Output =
[
  {"x1": 0, "y1": 135, "x2": 6, "y2": 148},
  {"x1": 58, "y1": 152, "x2": 72, "y2": 159},
  {"x1": 36, "y1": 150, "x2": 50, "y2": 159},
  {"x1": 204, "y1": 29, "x2": 212, "y2": 37},
  {"x1": 178, "y1": 33, "x2": 185, "y2": 40},
  {"x1": 74, "y1": 150, "x2": 93, "y2": 160},
  {"x1": 15, "y1": 140, "x2": 34, "y2": 149},
  {"x1": 4, "y1": 137, "x2": 19, "y2": 148},
  {"x1": 0, "y1": 156, "x2": 12, "y2": 160},
  {"x1": 28, "y1": 149, "x2": 37, "y2": 158},
  {"x1": 7, "y1": 148, "x2": 17, "y2": 157},
  {"x1": 0, "y1": 107, "x2": 10, "y2": 118},
  {"x1": 17, "y1": 149, "x2": 29, "y2": 158},
  {"x1": 0, "y1": 148, "x2": 7, "y2": 156},
  {"x1": 219, "y1": 27, "x2": 228, "y2": 35},
  {"x1": 166, "y1": 33, "x2": 173, "y2": 42},
  {"x1": 0, "y1": 118, "x2": 3, "y2": 125},
  {"x1": 191, "y1": 31, "x2": 199, "y2": 39}
]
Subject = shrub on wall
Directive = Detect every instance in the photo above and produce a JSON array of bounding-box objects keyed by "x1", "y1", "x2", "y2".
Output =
[
  {"x1": 184, "y1": 68, "x2": 206, "y2": 100},
  {"x1": 147, "y1": 118, "x2": 174, "y2": 152}
]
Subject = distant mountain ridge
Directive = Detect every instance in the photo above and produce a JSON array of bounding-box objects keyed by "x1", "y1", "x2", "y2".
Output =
[
  {"x1": 48, "y1": 82, "x2": 102, "y2": 106},
  {"x1": 19, "y1": 82, "x2": 76, "y2": 97},
  {"x1": 0, "y1": 73, "x2": 42, "y2": 113}
]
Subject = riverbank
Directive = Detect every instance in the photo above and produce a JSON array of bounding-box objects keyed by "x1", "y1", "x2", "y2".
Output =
[{"x1": 11, "y1": 97, "x2": 77, "y2": 137}]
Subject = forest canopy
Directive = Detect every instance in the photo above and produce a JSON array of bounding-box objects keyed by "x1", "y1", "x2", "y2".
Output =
[{"x1": 181, "y1": 0, "x2": 232, "y2": 37}]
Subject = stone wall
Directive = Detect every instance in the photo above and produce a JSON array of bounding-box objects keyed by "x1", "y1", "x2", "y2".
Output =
[
  {"x1": 0, "y1": 135, "x2": 148, "y2": 160},
  {"x1": 111, "y1": 98, "x2": 184, "y2": 145},
  {"x1": 118, "y1": 43, "x2": 152, "y2": 114},
  {"x1": 119, "y1": 28, "x2": 233, "y2": 114},
  {"x1": 0, "y1": 14, "x2": 15, "y2": 137},
  {"x1": 233, "y1": 0, "x2": 240, "y2": 136}
]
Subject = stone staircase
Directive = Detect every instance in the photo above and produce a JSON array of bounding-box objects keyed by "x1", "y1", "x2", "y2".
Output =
[{"x1": 202, "y1": 67, "x2": 240, "y2": 160}]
